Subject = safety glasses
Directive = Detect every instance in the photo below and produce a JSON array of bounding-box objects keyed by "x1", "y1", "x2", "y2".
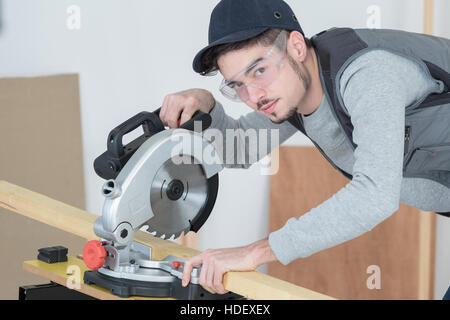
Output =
[{"x1": 219, "y1": 30, "x2": 288, "y2": 102}]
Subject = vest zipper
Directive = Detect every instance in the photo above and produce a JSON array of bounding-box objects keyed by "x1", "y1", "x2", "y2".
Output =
[{"x1": 404, "y1": 125, "x2": 411, "y2": 155}]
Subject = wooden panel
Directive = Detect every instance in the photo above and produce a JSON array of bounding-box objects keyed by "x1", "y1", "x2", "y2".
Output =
[
  {"x1": 177, "y1": 231, "x2": 198, "y2": 250},
  {"x1": 0, "y1": 74, "x2": 86, "y2": 299},
  {"x1": 423, "y1": 0, "x2": 434, "y2": 35},
  {"x1": 268, "y1": 146, "x2": 435, "y2": 299},
  {"x1": 0, "y1": 180, "x2": 335, "y2": 300}
]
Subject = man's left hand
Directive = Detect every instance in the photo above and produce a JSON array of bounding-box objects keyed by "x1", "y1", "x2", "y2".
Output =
[{"x1": 181, "y1": 239, "x2": 277, "y2": 294}]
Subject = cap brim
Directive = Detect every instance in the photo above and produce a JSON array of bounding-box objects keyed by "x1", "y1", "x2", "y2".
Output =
[{"x1": 192, "y1": 27, "x2": 269, "y2": 74}]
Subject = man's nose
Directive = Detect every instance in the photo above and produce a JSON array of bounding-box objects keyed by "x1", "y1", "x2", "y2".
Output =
[{"x1": 246, "y1": 85, "x2": 266, "y2": 104}]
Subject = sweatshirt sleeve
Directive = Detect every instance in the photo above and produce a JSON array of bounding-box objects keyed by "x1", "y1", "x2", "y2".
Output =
[
  {"x1": 268, "y1": 50, "x2": 441, "y2": 265},
  {"x1": 206, "y1": 100, "x2": 298, "y2": 168}
]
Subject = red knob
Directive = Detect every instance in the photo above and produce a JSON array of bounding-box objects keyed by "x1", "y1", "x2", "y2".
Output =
[
  {"x1": 83, "y1": 240, "x2": 107, "y2": 270},
  {"x1": 172, "y1": 261, "x2": 182, "y2": 268}
]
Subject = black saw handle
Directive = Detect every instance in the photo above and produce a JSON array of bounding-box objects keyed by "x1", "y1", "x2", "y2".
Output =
[
  {"x1": 94, "y1": 108, "x2": 212, "y2": 180},
  {"x1": 153, "y1": 107, "x2": 212, "y2": 132}
]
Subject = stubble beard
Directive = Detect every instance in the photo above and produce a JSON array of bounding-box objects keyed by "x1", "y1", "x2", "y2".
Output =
[{"x1": 269, "y1": 55, "x2": 311, "y2": 124}]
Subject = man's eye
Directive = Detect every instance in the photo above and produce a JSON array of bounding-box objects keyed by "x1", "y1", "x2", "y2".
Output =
[
  {"x1": 254, "y1": 67, "x2": 266, "y2": 76},
  {"x1": 228, "y1": 82, "x2": 243, "y2": 89}
]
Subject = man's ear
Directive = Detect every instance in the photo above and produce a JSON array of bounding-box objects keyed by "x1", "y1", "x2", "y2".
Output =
[{"x1": 287, "y1": 31, "x2": 308, "y2": 62}]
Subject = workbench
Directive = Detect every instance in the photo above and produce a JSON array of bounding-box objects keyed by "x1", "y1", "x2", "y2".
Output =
[{"x1": 0, "y1": 180, "x2": 335, "y2": 300}]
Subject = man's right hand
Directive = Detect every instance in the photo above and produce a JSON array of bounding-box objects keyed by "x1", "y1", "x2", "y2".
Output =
[{"x1": 159, "y1": 89, "x2": 215, "y2": 128}]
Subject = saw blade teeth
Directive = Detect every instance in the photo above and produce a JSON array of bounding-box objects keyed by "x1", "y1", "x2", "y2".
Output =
[
  {"x1": 152, "y1": 230, "x2": 161, "y2": 238},
  {"x1": 141, "y1": 226, "x2": 182, "y2": 241},
  {"x1": 168, "y1": 233, "x2": 178, "y2": 241}
]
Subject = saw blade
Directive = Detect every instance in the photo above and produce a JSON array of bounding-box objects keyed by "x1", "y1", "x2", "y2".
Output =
[{"x1": 145, "y1": 155, "x2": 208, "y2": 239}]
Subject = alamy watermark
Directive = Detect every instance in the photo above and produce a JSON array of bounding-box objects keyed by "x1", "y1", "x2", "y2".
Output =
[
  {"x1": 66, "y1": 5, "x2": 81, "y2": 30},
  {"x1": 169, "y1": 121, "x2": 280, "y2": 175},
  {"x1": 366, "y1": 5, "x2": 381, "y2": 29},
  {"x1": 66, "y1": 264, "x2": 82, "y2": 290},
  {"x1": 366, "y1": 265, "x2": 381, "y2": 290}
]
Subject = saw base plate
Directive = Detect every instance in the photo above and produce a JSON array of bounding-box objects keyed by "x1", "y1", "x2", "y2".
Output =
[{"x1": 84, "y1": 270, "x2": 241, "y2": 300}]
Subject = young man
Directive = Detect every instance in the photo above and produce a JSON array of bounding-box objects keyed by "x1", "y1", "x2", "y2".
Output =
[{"x1": 159, "y1": 0, "x2": 450, "y2": 296}]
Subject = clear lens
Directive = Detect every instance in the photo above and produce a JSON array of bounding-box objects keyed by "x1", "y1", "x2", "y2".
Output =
[
  {"x1": 219, "y1": 55, "x2": 285, "y2": 102},
  {"x1": 219, "y1": 80, "x2": 242, "y2": 101},
  {"x1": 218, "y1": 30, "x2": 288, "y2": 102}
]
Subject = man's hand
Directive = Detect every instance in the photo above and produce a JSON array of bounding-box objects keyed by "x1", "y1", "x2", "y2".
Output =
[
  {"x1": 181, "y1": 239, "x2": 277, "y2": 294},
  {"x1": 160, "y1": 88, "x2": 215, "y2": 128}
]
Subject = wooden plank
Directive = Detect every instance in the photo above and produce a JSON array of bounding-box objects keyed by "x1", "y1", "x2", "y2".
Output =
[
  {"x1": 23, "y1": 256, "x2": 171, "y2": 300},
  {"x1": 268, "y1": 147, "x2": 435, "y2": 299},
  {"x1": 0, "y1": 180, "x2": 97, "y2": 241},
  {"x1": 222, "y1": 271, "x2": 331, "y2": 300},
  {"x1": 177, "y1": 232, "x2": 198, "y2": 251},
  {"x1": 0, "y1": 180, "x2": 335, "y2": 300},
  {"x1": 0, "y1": 179, "x2": 197, "y2": 260}
]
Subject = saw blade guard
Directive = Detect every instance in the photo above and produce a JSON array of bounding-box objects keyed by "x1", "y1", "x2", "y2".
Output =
[{"x1": 94, "y1": 121, "x2": 223, "y2": 244}]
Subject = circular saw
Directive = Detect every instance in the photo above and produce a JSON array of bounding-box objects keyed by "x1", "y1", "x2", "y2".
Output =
[
  {"x1": 92, "y1": 109, "x2": 222, "y2": 242},
  {"x1": 82, "y1": 108, "x2": 234, "y2": 299}
]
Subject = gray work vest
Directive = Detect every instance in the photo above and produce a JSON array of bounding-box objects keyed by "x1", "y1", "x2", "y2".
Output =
[{"x1": 288, "y1": 28, "x2": 450, "y2": 194}]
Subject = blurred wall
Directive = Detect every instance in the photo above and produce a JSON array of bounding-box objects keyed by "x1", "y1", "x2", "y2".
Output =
[{"x1": 0, "y1": 0, "x2": 448, "y2": 299}]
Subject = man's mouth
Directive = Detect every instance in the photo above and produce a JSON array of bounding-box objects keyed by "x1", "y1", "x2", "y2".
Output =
[{"x1": 260, "y1": 99, "x2": 279, "y2": 114}]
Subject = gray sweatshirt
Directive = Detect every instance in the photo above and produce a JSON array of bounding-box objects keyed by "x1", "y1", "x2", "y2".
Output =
[{"x1": 208, "y1": 49, "x2": 450, "y2": 265}]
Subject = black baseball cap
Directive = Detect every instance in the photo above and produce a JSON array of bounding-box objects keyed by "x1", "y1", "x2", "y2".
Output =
[{"x1": 192, "y1": 0, "x2": 304, "y2": 74}]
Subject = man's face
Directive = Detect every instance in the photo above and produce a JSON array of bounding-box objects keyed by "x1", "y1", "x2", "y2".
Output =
[{"x1": 217, "y1": 35, "x2": 310, "y2": 123}]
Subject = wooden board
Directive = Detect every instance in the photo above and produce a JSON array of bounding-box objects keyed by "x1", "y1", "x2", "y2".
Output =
[
  {"x1": 0, "y1": 180, "x2": 335, "y2": 300},
  {"x1": 268, "y1": 146, "x2": 436, "y2": 299},
  {"x1": 0, "y1": 74, "x2": 87, "y2": 299}
]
